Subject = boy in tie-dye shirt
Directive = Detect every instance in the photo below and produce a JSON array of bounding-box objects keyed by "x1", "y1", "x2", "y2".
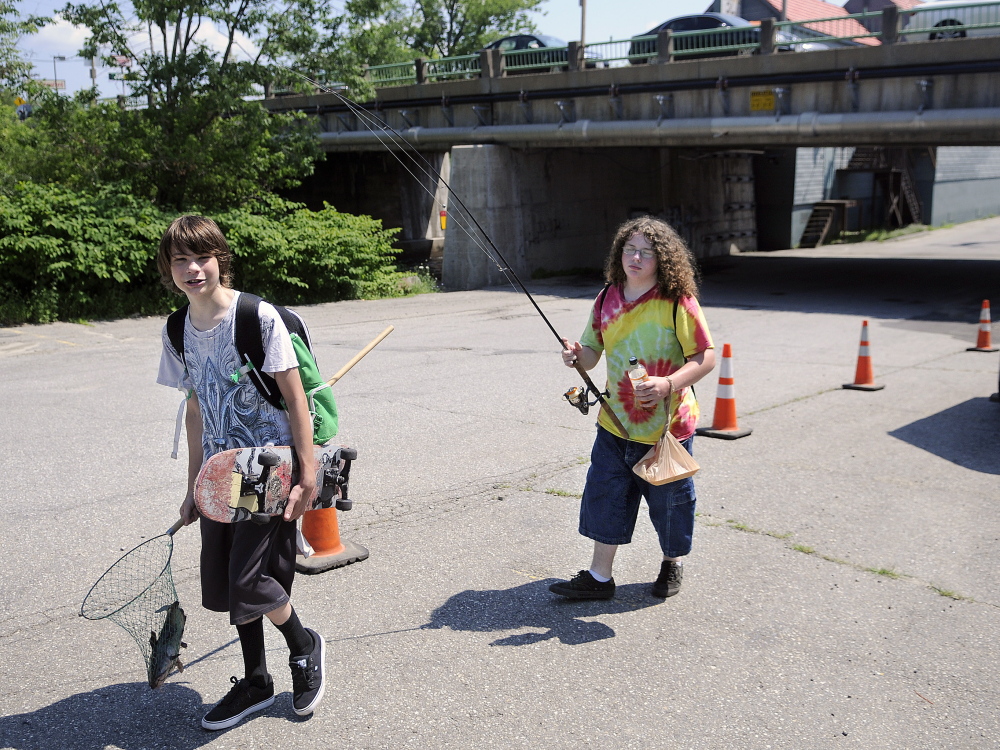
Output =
[{"x1": 551, "y1": 217, "x2": 716, "y2": 602}]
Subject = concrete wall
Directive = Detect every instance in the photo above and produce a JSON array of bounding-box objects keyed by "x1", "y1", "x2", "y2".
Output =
[
  {"x1": 791, "y1": 147, "x2": 854, "y2": 246},
  {"x1": 930, "y1": 147, "x2": 1000, "y2": 226},
  {"x1": 282, "y1": 151, "x2": 449, "y2": 266},
  {"x1": 442, "y1": 145, "x2": 757, "y2": 290}
]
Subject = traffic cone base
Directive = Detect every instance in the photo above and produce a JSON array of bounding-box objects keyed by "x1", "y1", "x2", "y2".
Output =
[
  {"x1": 296, "y1": 539, "x2": 369, "y2": 574},
  {"x1": 966, "y1": 345, "x2": 999, "y2": 352},
  {"x1": 696, "y1": 425, "x2": 753, "y2": 440},
  {"x1": 842, "y1": 382, "x2": 885, "y2": 392}
]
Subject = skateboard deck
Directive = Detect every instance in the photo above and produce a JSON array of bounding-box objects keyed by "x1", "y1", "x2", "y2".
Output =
[{"x1": 194, "y1": 444, "x2": 356, "y2": 524}]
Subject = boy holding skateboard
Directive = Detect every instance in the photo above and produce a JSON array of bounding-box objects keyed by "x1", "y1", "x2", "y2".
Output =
[{"x1": 155, "y1": 215, "x2": 325, "y2": 730}]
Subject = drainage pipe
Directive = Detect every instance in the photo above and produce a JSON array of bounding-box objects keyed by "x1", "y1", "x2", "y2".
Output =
[{"x1": 318, "y1": 107, "x2": 1000, "y2": 150}]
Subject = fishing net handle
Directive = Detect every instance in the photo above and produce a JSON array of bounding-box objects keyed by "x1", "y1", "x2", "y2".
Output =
[{"x1": 325, "y1": 326, "x2": 394, "y2": 387}]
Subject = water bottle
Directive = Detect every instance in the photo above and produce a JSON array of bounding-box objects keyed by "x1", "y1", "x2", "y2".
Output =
[{"x1": 628, "y1": 356, "x2": 648, "y2": 390}]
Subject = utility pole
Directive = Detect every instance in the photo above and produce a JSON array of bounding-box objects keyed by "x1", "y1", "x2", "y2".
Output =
[
  {"x1": 580, "y1": 0, "x2": 587, "y2": 51},
  {"x1": 781, "y1": 0, "x2": 787, "y2": 21},
  {"x1": 52, "y1": 55, "x2": 66, "y2": 94}
]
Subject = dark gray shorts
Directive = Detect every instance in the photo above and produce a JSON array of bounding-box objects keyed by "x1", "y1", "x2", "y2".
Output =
[{"x1": 199, "y1": 515, "x2": 296, "y2": 625}]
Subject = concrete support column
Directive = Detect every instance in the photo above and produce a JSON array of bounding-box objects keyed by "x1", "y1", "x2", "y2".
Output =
[
  {"x1": 479, "y1": 49, "x2": 504, "y2": 79},
  {"x1": 656, "y1": 30, "x2": 674, "y2": 64},
  {"x1": 759, "y1": 19, "x2": 776, "y2": 54},
  {"x1": 442, "y1": 145, "x2": 527, "y2": 290},
  {"x1": 568, "y1": 41, "x2": 582, "y2": 72},
  {"x1": 881, "y1": 6, "x2": 899, "y2": 44}
]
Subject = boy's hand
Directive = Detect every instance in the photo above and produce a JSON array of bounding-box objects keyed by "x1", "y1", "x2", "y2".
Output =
[
  {"x1": 561, "y1": 338, "x2": 582, "y2": 367},
  {"x1": 634, "y1": 376, "x2": 673, "y2": 408},
  {"x1": 284, "y1": 476, "x2": 317, "y2": 522},
  {"x1": 179, "y1": 493, "x2": 199, "y2": 525}
]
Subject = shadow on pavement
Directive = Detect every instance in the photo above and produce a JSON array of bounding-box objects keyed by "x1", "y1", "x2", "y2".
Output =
[
  {"x1": 0, "y1": 680, "x2": 289, "y2": 749},
  {"x1": 888, "y1": 398, "x2": 1000, "y2": 474},
  {"x1": 422, "y1": 579, "x2": 663, "y2": 646},
  {"x1": 515, "y1": 256, "x2": 1000, "y2": 322}
]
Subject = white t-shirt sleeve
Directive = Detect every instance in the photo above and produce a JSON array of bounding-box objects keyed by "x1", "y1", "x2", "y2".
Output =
[
  {"x1": 156, "y1": 324, "x2": 193, "y2": 390},
  {"x1": 258, "y1": 302, "x2": 300, "y2": 374}
]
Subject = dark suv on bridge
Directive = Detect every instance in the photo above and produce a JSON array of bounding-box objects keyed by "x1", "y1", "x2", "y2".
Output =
[{"x1": 628, "y1": 13, "x2": 808, "y2": 62}]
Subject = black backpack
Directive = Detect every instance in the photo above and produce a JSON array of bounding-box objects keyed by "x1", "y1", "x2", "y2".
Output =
[{"x1": 166, "y1": 292, "x2": 313, "y2": 411}]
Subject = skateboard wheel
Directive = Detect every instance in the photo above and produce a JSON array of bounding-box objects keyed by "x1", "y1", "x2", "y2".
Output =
[
  {"x1": 258, "y1": 451, "x2": 280, "y2": 467},
  {"x1": 338, "y1": 447, "x2": 358, "y2": 461},
  {"x1": 336, "y1": 499, "x2": 353, "y2": 511}
]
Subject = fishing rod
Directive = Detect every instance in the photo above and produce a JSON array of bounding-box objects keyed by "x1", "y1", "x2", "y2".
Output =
[{"x1": 257, "y1": 55, "x2": 629, "y2": 437}]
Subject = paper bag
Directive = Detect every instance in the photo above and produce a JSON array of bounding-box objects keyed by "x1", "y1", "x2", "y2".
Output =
[{"x1": 632, "y1": 430, "x2": 700, "y2": 485}]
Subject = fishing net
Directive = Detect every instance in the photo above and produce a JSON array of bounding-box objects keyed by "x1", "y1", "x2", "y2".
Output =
[{"x1": 80, "y1": 522, "x2": 182, "y2": 674}]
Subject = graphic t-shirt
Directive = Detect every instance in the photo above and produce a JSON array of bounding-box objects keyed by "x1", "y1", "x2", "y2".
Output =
[
  {"x1": 156, "y1": 291, "x2": 299, "y2": 460},
  {"x1": 580, "y1": 285, "x2": 714, "y2": 444}
]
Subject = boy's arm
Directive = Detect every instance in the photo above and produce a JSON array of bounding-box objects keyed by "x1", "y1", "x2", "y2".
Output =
[
  {"x1": 274, "y1": 368, "x2": 317, "y2": 522},
  {"x1": 180, "y1": 396, "x2": 204, "y2": 525}
]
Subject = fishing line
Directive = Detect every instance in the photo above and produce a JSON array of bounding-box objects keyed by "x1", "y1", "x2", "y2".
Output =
[{"x1": 251, "y1": 50, "x2": 573, "y2": 349}]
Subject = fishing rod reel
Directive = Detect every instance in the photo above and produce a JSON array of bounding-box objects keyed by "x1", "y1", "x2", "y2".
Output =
[{"x1": 563, "y1": 382, "x2": 608, "y2": 416}]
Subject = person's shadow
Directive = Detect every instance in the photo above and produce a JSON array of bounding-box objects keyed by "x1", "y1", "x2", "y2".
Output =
[{"x1": 422, "y1": 578, "x2": 663, "y2": 646}]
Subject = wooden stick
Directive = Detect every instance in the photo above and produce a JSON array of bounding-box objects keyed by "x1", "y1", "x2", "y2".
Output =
[{"x1": 325, "y1": 326, "x2": 394, "y2": 386}]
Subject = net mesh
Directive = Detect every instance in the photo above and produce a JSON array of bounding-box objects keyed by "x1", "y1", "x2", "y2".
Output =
[{"x1": 81, "y1": 533, "x2": 179, "y2": 668}]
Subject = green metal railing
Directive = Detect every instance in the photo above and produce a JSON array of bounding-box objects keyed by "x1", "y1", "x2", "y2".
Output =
[
  {"x1": 775, "y1": 11, "x2": 882, "y2": 47},
  {"x1": 363, "y1": 1, "x2": 1000, "y2": 89},
  {"x1": 425, "y1": 55, "x2": 481, "y2": 80},
  {"x1": 367, "y1": 61, "x2": 417, "y2": 86},
  {"x1": 587, "y1": 36, "x2": 655, "y2": 67}
]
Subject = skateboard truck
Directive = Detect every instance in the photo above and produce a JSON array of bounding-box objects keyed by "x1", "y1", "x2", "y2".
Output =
[
  {"x1": 317, "y1": 447, "x2": 356, "y2": 512},
  {"x1": 243, "y1": 449, "x2": 282, "y2": 525}
]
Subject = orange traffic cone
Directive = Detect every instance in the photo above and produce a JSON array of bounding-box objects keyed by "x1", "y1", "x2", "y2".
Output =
[
  {"x1": 696, "y1": 343, "x2": 752, "y2": 440},
  {"x1": 295, "y1": 507, "x2": 369, "y2": 575},
  {"x1": 967, "y1": 300, "x2": 999, "y2": 352},
  {"x1": 843, "y1": 320, "x2": 885, "y2": 391}
]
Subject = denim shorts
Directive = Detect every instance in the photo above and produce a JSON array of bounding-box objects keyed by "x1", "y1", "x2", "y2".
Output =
[{"x1": 579, "y1": 426, "x2": 697, "y2": 557}]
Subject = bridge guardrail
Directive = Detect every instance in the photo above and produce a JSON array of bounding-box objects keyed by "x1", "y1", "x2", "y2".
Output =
[
  {"x1": 775, "y1": 11, "x2": 882, "y2": 47},
  {"x1": 362, "y1": 0, "x2": 1000, "y2": 89}
]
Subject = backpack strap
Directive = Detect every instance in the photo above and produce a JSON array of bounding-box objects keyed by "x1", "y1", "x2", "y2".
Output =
[
  {"x1": 166, "y1": 305, "x2": 189, "y2": 365},
  {"x1": 234, "y1": 293, "x2": 312, "y2": 411}
]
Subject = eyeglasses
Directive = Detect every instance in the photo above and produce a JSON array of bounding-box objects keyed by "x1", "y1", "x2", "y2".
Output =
[{"x1": 622, "y1": 247, "x2": 656, "y2": 260}]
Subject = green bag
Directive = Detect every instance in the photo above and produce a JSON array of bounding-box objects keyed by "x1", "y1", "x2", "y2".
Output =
[{"x1": 289, "y1": 333, "x2": 339, "y2": 445}]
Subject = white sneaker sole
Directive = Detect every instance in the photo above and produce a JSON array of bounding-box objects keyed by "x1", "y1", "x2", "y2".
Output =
[
  {"x1": 201, "y1": 693, "x2": 275, "y2": 731},
  {"x1": 293, "y1": 630, "x2": 326, "y2": 716}
]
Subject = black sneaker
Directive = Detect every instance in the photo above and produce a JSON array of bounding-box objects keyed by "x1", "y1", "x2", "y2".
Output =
[
  {"x1": 652, "y1": 560, "x2": 683, "y2": 598},
  {"x1": 549, "y1": 570, "x2": 615, "y2": 600},
  {"x1": 201, "y1": 675, "x2": 274, "y2": 731},
  {"x1": 289, "y1": 628, "x2": 325, "y2": 716}
]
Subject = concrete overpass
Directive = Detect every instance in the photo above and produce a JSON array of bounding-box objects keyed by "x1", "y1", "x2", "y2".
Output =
[{"x1": 270, "y1": 35, "x2": 1000, "y2": 289}]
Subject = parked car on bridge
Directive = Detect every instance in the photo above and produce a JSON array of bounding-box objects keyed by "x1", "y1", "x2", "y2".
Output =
[
  {"x1": 627, "y1": 13, "x2": 826, "y2": 62},
  {"x1": 901, "y1": 0, "x2": 1000, "y2": 40},
  {"x1": 484, "y1": 34, "x2": 605, "y2": 73}
]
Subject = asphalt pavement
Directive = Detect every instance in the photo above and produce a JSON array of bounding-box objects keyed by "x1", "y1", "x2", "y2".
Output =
[{"x1": 2, "y1": 218, "x2": 999, "y2": 749}]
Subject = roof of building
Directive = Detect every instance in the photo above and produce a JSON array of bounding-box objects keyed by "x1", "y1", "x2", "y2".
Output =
[{"x1": 759, "y1": 0, "x2": 882, "y2": 44}]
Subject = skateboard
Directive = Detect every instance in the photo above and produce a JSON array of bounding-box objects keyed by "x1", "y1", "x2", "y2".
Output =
[{"x1": 194, "y1": 444, "x2": 356, "y2": 524}]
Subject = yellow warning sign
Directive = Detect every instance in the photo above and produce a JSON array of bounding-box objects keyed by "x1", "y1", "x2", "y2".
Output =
[
  {"x1": 14, "y1": 96, "x2": 26, "y2": 106},
  {"x1": 750, "y1": 90, "x2": 775, "y2": 112}
]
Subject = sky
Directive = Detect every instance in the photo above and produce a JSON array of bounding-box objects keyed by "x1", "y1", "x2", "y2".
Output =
[{"x1": 13, "y1": 0, "x2": 843, "y2": 98}]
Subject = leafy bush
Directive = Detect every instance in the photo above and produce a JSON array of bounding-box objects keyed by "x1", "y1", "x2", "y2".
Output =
[{"x1": 0, "y1": 182, "x2": 404, "y2": 325}]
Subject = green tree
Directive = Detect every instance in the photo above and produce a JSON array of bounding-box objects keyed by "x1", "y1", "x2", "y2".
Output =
[
  {"x1": 0, "y1": 2, "x2": 47, "y2": 91},
  {"x1": 55, "y1": 0, "x2": 323, "y2": 211},
  {"x1": 412, "y1": 0, "x2": 543, "y2": 57}
]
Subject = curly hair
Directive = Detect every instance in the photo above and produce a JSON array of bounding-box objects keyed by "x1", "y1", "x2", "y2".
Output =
[
  {"x1": 156, "y1": 215, "x2": 234, "y2": 296},
  {"x1": 604, "y1": 216, "x2": 699, "y2": 300}
]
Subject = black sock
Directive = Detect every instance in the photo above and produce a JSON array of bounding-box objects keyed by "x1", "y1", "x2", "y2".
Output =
[
  {"x1": 236, "y1": 618, "x2": 269, "y2": 688},
  {"x1": 274, "y1": 607, "x2": 313, "y2": 657}
]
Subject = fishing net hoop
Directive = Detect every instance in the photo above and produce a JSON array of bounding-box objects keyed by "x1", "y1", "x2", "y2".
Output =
[{"x1": 80, "y1": 527, "x2": 182, "y2": 672}]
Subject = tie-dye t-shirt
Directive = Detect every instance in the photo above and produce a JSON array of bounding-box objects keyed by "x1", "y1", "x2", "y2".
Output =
[{"x1": 580, "y1": 285, "x2": 714, "y2": 444}]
